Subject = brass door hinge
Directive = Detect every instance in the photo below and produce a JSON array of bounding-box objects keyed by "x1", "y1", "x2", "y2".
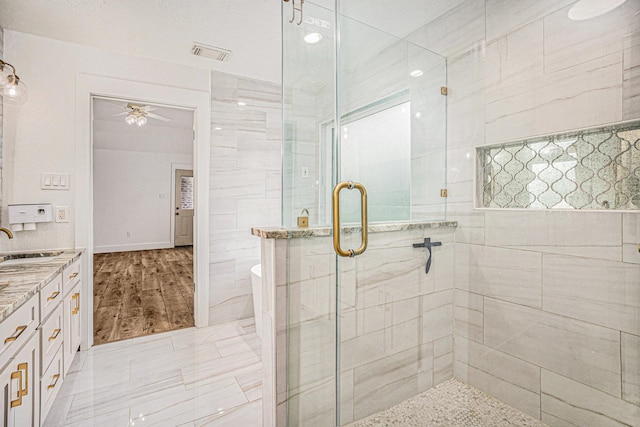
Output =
[
  {"x1": 440, "y1": 86, "x2": 448, "y2": 96},
  {"x1": 441, "y1": 189, "x2": 448, "y2": 197}
]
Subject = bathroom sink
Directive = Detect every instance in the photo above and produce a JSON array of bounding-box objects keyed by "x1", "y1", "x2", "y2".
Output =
[{"x1": 0, "y1": 251, "x2": 63, "y2": 266}]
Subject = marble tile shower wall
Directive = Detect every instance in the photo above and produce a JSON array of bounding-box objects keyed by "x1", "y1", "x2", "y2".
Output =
[
  {"x1": 406, "y1": 0, "x2": 640, "y2": 425},
  {"x1": 269, "y1": 227, "x2": 455, "y2": 426},
  {"x1": 284, "y1": 28, "x2": 447, "y2": 227},
  {"x1": 209, "y1": 71, "x2": 282, "y2": 324},
  {"x1": 339, "y1": 36, "x2": 447, "y2": 220}
]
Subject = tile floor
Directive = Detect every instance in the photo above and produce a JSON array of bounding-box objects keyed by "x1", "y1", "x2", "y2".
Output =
[
  {"x1": 43, "y1": 318, "x2": 262, "y2": 427},
  {"x1": 348, "y1": 378, "x2": 548, "y2": 427}
]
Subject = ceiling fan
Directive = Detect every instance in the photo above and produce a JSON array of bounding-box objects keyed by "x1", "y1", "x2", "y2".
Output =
[{"x1": 112, "y1": 103, "x2": 171, "y2": 127}]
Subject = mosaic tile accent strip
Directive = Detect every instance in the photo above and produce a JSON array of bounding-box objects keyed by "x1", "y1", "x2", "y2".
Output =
[
  {"x1": 347, "y1": 378, "x2": 548, "y2": 427},
  {"x1": 477, "y1": 121, "x2": 640, "y2": 210}
]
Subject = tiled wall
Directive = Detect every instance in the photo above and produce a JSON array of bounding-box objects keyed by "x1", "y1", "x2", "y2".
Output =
[
  {"x1": 263, "y1": 225, "x2": 456, "y2": 426},
  {"x1": 410, "y1": 0, "x2": 640, "y2": 424},
  {"x1": 209, "y1": 71, "x2": 282, "y2": 324},
  {"x1": 282, "y1": 14, "x2": 448, "y2": 227}
]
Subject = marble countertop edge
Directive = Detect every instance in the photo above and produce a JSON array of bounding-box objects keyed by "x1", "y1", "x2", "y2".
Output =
[
  {"x1": 0, "y1": 249, "x2": 85, "y2": 323},
  {"x1": 252, "y1": 220, "x2": 458, "y2": 239}
]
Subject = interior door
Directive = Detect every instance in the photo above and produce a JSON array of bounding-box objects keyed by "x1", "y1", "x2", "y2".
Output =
[{"x1": 174, "y1": 169, "x2": 194, "y2": 246}]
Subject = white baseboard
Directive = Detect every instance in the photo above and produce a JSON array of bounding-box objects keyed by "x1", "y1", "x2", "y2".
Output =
[{"x1": 93, "y1": 242, "x2": 174, "y2": 254}]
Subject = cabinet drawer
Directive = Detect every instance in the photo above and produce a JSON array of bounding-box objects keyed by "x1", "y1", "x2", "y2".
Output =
[
  {"x1": 40, "y1": 346, "x2": 63, "y2": 424},
  {"x1": 62, "y1": 257, "x2": 81, "y2": 296},
  {"x1": 0, "y1": 295, "x2": 39, "y2": 370},
  {"x1": 39, "y1": 273, "x2": 63, "y2": 321},
  {"x1": 39, "y1": 304, "x2": 63, "y2": 372},
  {"x1": 0, "y1": 331, "x2": 40, "y2": 427}
]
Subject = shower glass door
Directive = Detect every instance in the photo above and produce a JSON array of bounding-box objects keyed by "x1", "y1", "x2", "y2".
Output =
[{"x1": 283, "y1": 1, "x2": 447, "y2": 425}]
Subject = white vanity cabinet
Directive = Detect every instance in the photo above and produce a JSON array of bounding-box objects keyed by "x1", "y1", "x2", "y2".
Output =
[
  {"x1": 37, "y1": 273, "x2": 65, "y2": 424},
  {"x1": 62, "y1": 282, "x2": 81, "y2": 375},
  {"x1": 0, "y1": 299, "x2": 41, "y2": 427},
  {"x1": 39, "y1": 254, "x2": 83, "y2": 424},
  {"x1": 0, "y1": 251, "x2": 84, "y2": 426}
]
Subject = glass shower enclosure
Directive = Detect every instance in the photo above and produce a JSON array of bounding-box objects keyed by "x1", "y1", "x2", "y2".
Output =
[
  {"x1": 282, "y1": 0, "x2": 448, "y2": 425},
  {"x1": 279, "y1": 1, "x2": 640, "y2": 426}
]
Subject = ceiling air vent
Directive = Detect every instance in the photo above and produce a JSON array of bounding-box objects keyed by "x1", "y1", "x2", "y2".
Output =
[{"x1": 192, "y1": 43, "x2": 231, "y2": 61}]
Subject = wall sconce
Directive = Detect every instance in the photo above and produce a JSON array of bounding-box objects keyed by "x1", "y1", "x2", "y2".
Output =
[{"x1": 0, "y1": 59, "x2": 28, "y2": 105}]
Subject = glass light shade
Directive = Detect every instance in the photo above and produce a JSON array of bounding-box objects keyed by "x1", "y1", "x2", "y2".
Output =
[
  {"x1": 2, "y1": 77, "x2": 28, "y2": 105},
  {"x1": 0, "y1": 64, "x2": 10, "y2": 88},
  {"x1": 125, "y1": 114, "x2": 137, "y2": 125},
  {"x1": 136, "y1": 116, "x2": 147, "y2": 126}
]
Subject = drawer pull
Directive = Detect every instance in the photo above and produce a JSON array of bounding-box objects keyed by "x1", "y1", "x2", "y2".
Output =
[
  {"x1": 69, "y1": 272, "x2": 79, "y2": 279},
  {"x1": 10, "y1": 370, "x2": 23, "y2": 407},
  {"x1": 48, "y1": 328, "x2": 61, "y2": 341},
  {"x1": 47, "y1": 373, "x2": 60, "y2": 390},
  {"x1": 72, "y1": 292, "x2": 80, "y2": 315},
  {"x1": 47, "y1": 291, "x2": 60, "y2": 302},
  {"x1": 17, "y1": 362, "x2": 28, "y2": 397},
  {"x1": 5, "y1": 325, "x2": 27, "y2": 344}
]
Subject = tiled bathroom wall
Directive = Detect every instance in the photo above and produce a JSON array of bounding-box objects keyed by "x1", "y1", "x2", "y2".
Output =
[
  {"x1": 409, "y1": 0, "x2": 640, "y2": 424},
  {"x1": 262, "y1": 224, "x2": 456, "y2": 426},
  {"x1": 209, "y1": 71, "x2": 282, "y2": 324}
]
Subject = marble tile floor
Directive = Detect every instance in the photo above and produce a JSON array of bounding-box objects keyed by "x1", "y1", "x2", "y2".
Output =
[
  {"x1": 348, "y1": 378, "x2": 549, "y2": 427},
  {"x1": 43, "y1": 318, "x2": 262, "y2": 427}
]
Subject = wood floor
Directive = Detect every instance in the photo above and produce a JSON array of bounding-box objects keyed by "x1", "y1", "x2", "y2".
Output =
[{"x1": 93, "y1": 247, "x2": 194, "y2": 345}]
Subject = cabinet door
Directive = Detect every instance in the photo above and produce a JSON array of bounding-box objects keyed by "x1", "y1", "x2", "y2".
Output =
[
  {"x1": 0, "y1": 332, "x2": 40, "y2": 427},
  {"x1": 63, "y1": 284, "x2": 81, "y2": 375}
]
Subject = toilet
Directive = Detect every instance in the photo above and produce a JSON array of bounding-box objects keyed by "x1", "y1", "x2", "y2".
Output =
[{"x1": 250, "y1": 264, "x2": 262, "y2": 338}]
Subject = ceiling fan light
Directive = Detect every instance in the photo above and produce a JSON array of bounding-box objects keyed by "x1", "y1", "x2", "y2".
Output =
[
  {"x1": 136, "y1": 116, "x2": 147, "y2": 126},
  {"x1": 125, "y1": 114, "x2": 137, "y2": 125}
]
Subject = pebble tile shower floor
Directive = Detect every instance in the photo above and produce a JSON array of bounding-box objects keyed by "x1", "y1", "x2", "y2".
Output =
[{"x1": 348, "y1": 379, "x2": 548, "y2": 427}]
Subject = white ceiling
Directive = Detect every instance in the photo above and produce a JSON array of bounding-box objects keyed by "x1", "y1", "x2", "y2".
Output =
[
  {"x1": 92, "y1": 97, "x2": 194, "y2": 154},
  {"x1": 0, "y1": 0, "x2": 282, "y2": 83},
  {"x1": 93, "y1": 97, "x2": 195, "y2": 128},
  {"x1": 0, "y1": 1, "x2": 465, "y2": 85}
]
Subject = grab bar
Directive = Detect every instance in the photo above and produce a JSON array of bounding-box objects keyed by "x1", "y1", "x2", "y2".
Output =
[{"x1": 332, "y1": 181, "x2": 368, "y2": 257}]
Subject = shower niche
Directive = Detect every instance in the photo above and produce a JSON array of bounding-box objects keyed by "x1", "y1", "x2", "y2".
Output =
[{"x1": 477, "y1": 120, "x2": 640, "y2": 211}]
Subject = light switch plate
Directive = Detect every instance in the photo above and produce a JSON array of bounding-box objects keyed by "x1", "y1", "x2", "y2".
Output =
[{"x1": 42, "y1": 173, "x2": 70, "y2": 190}]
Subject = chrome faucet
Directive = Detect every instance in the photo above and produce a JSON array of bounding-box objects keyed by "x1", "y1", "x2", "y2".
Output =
[{"x1": 0, "y1": 228, "x2": 13, "y2": 239}]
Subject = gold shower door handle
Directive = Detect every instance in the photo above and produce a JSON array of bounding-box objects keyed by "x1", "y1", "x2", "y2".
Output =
[{"x1": 332, "y1": 181, "x2": 368, "y2": 257}]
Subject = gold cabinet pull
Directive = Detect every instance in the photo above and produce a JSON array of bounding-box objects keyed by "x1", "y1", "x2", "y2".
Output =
[
  {"x1": 17, "y1": 362, "x2": 28, "y2": 397},
  {"x1": 5, "y1": 325, "x2": 27, "y2": 344},
  {"x1": 332, "y1": 181, "x2": 368, "y2": 257},
  {"x1": 48, "y1": 328, "x2": 61, "y2": 341},
  {"x1": 47, "y1": 374, "x2": 60, "y2": 390},
  {"x1": 47, "y1": 291, "x2": 60, "y2": 302},
  {"x1": 72, "y1": 292, "x2": 80, "y2": 315},
  {"x1": 69, "y1": 272, "x2": 79, "y2": 279},
  {"x1": 10, "y1": 370, "x2": 22, "y2": 407}
]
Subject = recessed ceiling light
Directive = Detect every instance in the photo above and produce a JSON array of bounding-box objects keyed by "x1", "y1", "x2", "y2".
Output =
[
  {"x1": 410, "y1": 69, "x2": 424, "y2": 77},
  {"x1": 304, "y1": 33, "x2": 323, "y2": 44},
  {"x1": 237, "y1": 101, "x2": 246, "y2": 106},
  {"x1": 568, "y1": 0, "x2": 627, "y2": 20},
  {"x1": 214, "y1": 126, "x2": 222, "y2": 130}
]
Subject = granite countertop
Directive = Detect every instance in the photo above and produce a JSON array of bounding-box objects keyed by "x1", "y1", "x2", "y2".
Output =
[
  {"x1": 252, "y1": 220, "x2": 458, "y2": 239},
  {"x1": 0, "y1": 249, "x2": 84, "y2": 323}
]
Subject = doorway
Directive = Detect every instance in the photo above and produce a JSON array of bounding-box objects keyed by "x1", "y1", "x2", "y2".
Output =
[
  {"x1": 91, "y1": 97, "x2": 196, "y2": 344},
  {"x1": 174, "y1": 168, "x2": 194, "y2": 246}
]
